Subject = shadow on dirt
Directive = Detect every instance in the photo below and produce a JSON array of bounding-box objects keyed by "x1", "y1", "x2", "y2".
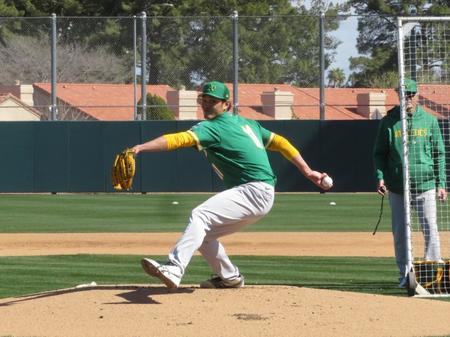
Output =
[{"x1": 0, "y1": 285, "x2": 195, "y2": 307}]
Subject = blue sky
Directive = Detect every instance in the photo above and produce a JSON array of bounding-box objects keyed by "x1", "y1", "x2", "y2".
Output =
[
  {"x1": 330, "y1": 15, "x2": 359, "y2": 77},
  {"x1": 302, "y1": 0, "x2": 360, "y2": 79}
]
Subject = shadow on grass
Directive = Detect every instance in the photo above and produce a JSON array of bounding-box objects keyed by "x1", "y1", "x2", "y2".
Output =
[{"x1": 280, "y1": 281, "x2": 408, "y2": 297}]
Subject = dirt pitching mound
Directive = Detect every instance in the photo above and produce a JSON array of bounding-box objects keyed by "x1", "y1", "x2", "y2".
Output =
[
  {"x1": 1, "y1": 285, "x2": 449, "y2": 337},
  {"x1": 1, "y1": 232, "x2": 450, "y2": 336}
]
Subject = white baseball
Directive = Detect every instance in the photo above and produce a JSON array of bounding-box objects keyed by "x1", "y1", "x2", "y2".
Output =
[{"x1": 321, "y1": 176, "x2": 333, "y2": 189}]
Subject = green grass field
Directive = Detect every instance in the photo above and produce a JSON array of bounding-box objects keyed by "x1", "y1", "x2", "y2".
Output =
[
  {"x1": 0, "y1": 192, "x2": 391, "y2": 232},
  {"x1": 0, "y1": 192, "x2": 448, "y2": 301},
  {"x1": 0, "y1": 255, "x2": 403, "y2": 298}
]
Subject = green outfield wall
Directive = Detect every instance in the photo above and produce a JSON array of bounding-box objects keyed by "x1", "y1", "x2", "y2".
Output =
[{"x1": 0, "y1": 120, "x2": 379, "y2": 193}]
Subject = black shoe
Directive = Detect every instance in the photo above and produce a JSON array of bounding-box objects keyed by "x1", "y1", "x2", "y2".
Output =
[{"x1": 200, "y1": 274, "x2": 244, "y2": 289}]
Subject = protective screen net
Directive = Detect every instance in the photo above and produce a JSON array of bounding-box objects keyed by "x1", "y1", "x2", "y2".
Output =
[{"x1": 399, "y1": 17, "x2": 450, "y2": 295}]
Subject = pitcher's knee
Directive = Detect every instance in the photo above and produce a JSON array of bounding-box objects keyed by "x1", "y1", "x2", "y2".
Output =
[
  {"x1": 183, "y1": 212, "x2": 209, "y2": 243},
  {"x1": 189, "y1": 208, "x2": 212, "y2": 229}
]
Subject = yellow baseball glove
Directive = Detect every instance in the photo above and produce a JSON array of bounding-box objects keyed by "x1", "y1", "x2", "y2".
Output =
[{"x1": 112, "y1": 148, "x2": 136, "y2": 190}]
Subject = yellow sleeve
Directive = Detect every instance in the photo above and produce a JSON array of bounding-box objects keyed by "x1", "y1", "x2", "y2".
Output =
[
  {"x1": 163, "y1": 131, "x2": 197, "y2": 151},
  {"x1": 267, "y1": 134, "x2": 300, "y2": 161}
]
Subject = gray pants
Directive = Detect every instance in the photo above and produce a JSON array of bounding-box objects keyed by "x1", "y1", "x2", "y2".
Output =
[
  {"x1": 168, "y1": 181, "x2": 275, "y2": 281},
  {"x1": 389, "y1": 190, "x2": 442, "y2": 276}
]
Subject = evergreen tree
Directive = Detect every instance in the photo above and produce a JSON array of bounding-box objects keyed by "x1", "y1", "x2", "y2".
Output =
[
  {"x1": 140, "y1": 93, "x2": 175, "y2": 120},
  {"x1": 346, "y1": 0, "x2": 449, "y2": 87},
  {"x1": 0, "y1": 0, "x2": 344, "y2": 87}
]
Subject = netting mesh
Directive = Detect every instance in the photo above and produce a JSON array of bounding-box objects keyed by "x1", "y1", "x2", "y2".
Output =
[{"x1": 399, "y1": 17, "x2": 450, "y2": 295}]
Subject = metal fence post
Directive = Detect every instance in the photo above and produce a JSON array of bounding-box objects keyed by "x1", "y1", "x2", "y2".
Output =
[
  {"x1": 51, "y1": 13, "x2": 57, "y2": 120},
  {"x1": 141, "y1": 12, "x2": 147, "y2": 121},
  {"x1": 133, "y1": 15, "x2": 137, "y2": 120},
  {"x1": 232, "y1": 10, "x2": 239, "y2": 115},
  {"x1": 319, "y1": 11, "x2": 325, "y2": 120}
]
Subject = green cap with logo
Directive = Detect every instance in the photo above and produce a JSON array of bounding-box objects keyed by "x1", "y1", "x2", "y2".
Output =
[
  {"x1": 404, "y1": 78, "x2": 417, "y2": 93},
  {"x1": 202, "y1": 81, "x2": 230, "y2": 100}
]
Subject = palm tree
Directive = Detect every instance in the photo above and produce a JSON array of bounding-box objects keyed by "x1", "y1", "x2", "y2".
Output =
[{"x1": 327, "y1": 68, "x2": 346, "y2": 87}]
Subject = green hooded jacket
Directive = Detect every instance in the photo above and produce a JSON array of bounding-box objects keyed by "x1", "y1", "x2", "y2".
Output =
[{"x1": 373, "y1": 105, "x2": 446, "y2": 194}]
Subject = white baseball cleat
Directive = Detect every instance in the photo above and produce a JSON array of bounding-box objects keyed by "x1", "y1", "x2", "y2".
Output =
[
  {"x1": 141, "y1": 258, "x2": 182, "y2": 289},
  {"x1": 200, "y1": 274, "x2": 245, "y2": 289}
]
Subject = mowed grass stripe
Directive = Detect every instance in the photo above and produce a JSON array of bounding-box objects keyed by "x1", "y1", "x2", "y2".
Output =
[
  {"x1": 0, "y1": 193, "x2": 392, "y2": 232},
  {"x1": 0, "y1": 255, "x2": 409, "y2": 299}
]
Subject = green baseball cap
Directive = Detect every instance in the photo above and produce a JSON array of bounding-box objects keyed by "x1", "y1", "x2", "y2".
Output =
[
  {"x1": 201, "y1": 81, "x2": 230, "y2": 100},
  {"x1": 404, "y1": 78, "x2": 417, "y2": 93}
]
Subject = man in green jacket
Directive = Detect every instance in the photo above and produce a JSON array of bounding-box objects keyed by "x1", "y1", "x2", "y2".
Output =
[{"x1": 373, "y1": 79, "x2": 447, "y2": 288}]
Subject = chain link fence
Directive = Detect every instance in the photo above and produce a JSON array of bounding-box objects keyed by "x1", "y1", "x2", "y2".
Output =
[{"x1": 0, "y1": 14, "x2": 400, "y2": 121}]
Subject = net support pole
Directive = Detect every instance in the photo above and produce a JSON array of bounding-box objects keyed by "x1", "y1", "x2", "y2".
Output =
[
  {"x1": 232, "y1": 10, "x2": 239, "y2": 115},
  {"x1": 319, "y1": 11, "x2": 326, "y2": 120},
  {"x1": 140, "y1": 11, "x2": 147, "y2": 121},
  {"x1": 50, "y1": 13, "x2": 57, "y2": 120},
  {"x1": 397, "y1": 17, "x2": 414, "y2": 278},
  {"x1": 133, "y1": 15, "x2": 137, "y2": 120}
]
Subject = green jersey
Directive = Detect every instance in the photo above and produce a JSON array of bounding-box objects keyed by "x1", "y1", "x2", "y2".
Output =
[
  {"x1": 373, "y1": 105, "x2": 446, "y2": 194},
  {"x1": 190, "y1": 112, "x2": 276, "y2": 188}
]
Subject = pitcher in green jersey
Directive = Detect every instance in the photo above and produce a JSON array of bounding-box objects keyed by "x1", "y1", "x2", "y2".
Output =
[
  {"x1": 373, "y1": 79, "x2": 447, "y2": 289},
  {"x1": 132, "y1": 81, "x2": 330, "y2": 290}
]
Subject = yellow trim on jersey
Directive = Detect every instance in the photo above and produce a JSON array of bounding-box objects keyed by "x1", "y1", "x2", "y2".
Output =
[
  {"x1": 265, "y1": 132, "x2": 275, "y2": 149},
  {"x1": 267, "y1": 134, "x2": 299, "y2": 161},
  {"x1": 163, "y1": 131, "x2": 196, "y2": 151},
  {"x1": 187, "y1": 130, "x2": 202, "y2": 150}
]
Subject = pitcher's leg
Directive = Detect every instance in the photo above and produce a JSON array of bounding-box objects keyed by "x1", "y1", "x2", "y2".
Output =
[
  {"x1": 198, "y1": 239, "x2": 240, "y2": 280},
  {"x1": 197, "y1": 182, "x2": 274, "y2": 279},
  {"x1": 197, "y1": 214, "x2": 265, "y2": 280},
  {"x1": 168, "y1": 210, "x2": 209, "y2": 275},
  {"x1": 170, "y1": 182, "x2": 274, "y2": 279}
]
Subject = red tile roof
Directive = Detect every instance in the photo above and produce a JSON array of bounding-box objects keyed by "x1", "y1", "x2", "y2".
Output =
[
  {"x1": 33, "y1": 83, "x2": 174, "y2": 121},
  {"x1": 222, "y1": 84, "x2": 399, "y2": 120},
  {"x1": 294, "y1": 87, "x2": 395, "y2": 120},
  {"x1": 417, "y1": 84, "x2": 450, "y2": 117},
  {"x1": 228, "y1": 84, "x2": 449, "y2": 119},
  {"x1": 32, "y1": 82, "x2": 450, "y2": 121}
]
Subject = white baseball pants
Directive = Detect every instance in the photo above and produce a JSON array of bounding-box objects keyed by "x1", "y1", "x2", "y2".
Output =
[
  {"x1": 168, "y1": 181, "x2": 275, "y2": 281},
  {"x1": 389, "y1": 189, "x2": 442, "y2": 276}
]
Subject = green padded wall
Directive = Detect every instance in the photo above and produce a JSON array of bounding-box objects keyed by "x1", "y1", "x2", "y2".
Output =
[{"x1": 0, "y1": 120, "x2": 380, "y2": 193}]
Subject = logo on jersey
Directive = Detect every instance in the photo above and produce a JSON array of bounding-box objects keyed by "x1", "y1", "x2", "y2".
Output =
[{"x1": 242, "y1": 125, "x2": 264, "y2": 149}]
